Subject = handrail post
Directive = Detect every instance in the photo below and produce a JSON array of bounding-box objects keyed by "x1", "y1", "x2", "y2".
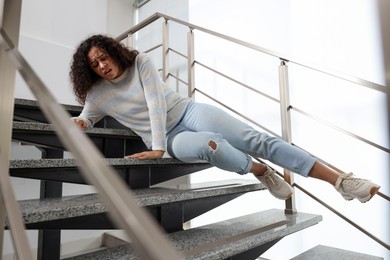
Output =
[
  {"x1": 162, "y1": 18, "x2": 169, "y2": 84},
  {"x1": 187, "y1": 28, "x2": 195, "y2": 99},
  {"x1": 278, "y1": 59, "x2": 296, "y2": 214}
]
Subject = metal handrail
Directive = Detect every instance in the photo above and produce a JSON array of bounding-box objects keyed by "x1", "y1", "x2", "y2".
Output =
[
  {"x1": 0, "y1": 28, "x2": 183, "y2": 260},
  {"x1": 195, "y1": 88, "x2": 278, "y2": 138},
  {"x1": 195, "y1": 60, "x2": 280, "y2": 103},
  {"x1": 117, "y1": 12, "x2": 387, "y2": 94},
  {"x1": 122, "y1": 12, "x2": 389, "y2": 250},
  {"x1": 291, "y1": 106, "x2": 390, "y2": 154}
]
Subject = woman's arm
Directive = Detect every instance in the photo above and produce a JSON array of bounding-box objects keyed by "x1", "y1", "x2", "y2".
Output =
[
  {"x1": 70, "y1": 117, "x2": 89, "y2": 130},
  {"x1": 71, "y1": 100, "x2": 105, "y2": 130},
  {"x1": 125, "y1": 150, "x2": 165, "y2": 159},
  {"x1": 137, "y1": 54, "x2": 168, "y2": 153}
]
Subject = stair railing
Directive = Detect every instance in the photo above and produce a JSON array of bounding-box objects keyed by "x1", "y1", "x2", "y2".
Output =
[
  {"x1": 0, "y1": 22, "x2": 183, "y2": 260},
  {"x1": 117, "y1": 12, "x2": 389, "y2": 250}
]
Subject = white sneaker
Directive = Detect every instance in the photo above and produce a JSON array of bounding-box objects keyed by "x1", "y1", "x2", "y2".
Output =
[
  {"x1": 256, "y1": 166, "x2": 293, "y2": 200},
  {"x1": 335, "y1": 173, "x2": 380, "y2": 203}
]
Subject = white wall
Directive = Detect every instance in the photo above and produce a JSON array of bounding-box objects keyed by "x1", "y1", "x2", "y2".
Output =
[
  {"x1": 15, "y1": 0, "x2": 107, "y2": 105},
  {"x1": 5, "y1": 0, "x2": 135, "y2": 258},
  {"x1": 14, "y1": 0, "x2": 134, "y2": 105}
]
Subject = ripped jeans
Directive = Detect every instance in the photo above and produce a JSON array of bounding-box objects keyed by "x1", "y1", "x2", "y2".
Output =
[{"x1": 167, "y1": 102, "x2": 317, "y2": 176}]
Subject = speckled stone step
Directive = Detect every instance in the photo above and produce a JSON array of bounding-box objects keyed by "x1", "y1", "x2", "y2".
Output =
[
  {"x1": 10, "y1": 157, "x2": 206, "y2": 169},
  {"x1": 63, "y1": 209, "x2": 322, "y2": 260},
  {"x1": 8, "y1": 179, "x2": 265, "y2": 229},
  {"x1": 9, "y1": 158, "x2": 211, "y2": 187},
  {"x1": 14, "y1": 98, "x2": 82, "y2": 122},
  {"x1": 12, "y1": 121, "x2": 138, "y2": 138},
  {"x1": 14, "y1": 98, "x2": 82, "y2": 111},
  {"x1": 12, "y1": 121, "x2": 144, "y2": 155},
  {"x1": 14, "y1": 98, "x2": 127, "y2": 130},
  {"x1": 291, "y1": 245, "x2": 384, "y2": 260}
]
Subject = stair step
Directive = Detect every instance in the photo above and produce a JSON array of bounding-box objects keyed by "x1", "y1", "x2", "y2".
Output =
[
  {"x1": 63, "y1": 209, "x2": 322, "y2": 260},
  {"x1": 8, "y1": 179, "x2": 265, "y2": 229},
  {"x1": 291, "y1": 245, "x2": 384, "y2": 260},
  {"x1": 12, "y1": 121, "x2": 147, "y2": 157},
  {"x1": 9, "y1": 158, "x2": 211, "y2": 187},
  {"x1": 14, "y1": 98, "x2": 127, "y2": 130},
  {"x1": 14, "y1": 98, "x2": 82, "y2": 122},
  {"x1": 9, "y1": 157, "x2": 206, "y2": 168}
]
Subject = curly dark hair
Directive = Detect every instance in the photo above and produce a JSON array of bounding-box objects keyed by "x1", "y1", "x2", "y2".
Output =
[{"x1": 70, "y1": 34, "x2": 139, "y2": 104}]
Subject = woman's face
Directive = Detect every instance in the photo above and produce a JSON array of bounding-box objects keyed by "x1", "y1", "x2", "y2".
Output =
[{"x1": 88, "y1": 46, "x2": 123, "y2": 80}]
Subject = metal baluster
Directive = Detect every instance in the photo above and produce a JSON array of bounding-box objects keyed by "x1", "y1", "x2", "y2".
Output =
[
  {"x1": 278, "y1": 59, "x2": 296, "y2": 214},
  {"x1": 187, "y1": 28, "x2": 195, "y2": 99},
  {"x1": 162, "y1": 18, "x2": 169, "y2": 84}
]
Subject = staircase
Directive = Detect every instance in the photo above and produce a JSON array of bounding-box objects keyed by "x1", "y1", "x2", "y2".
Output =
[
  {"x1": 1, "y1": 7, "x2": 387, "y2": 257},
  {"x1": 7, "y1": 98, "x2": 323, "y2": 259}
]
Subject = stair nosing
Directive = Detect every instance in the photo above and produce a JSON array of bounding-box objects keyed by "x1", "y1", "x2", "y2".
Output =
[
  {"x1": 14, "y1": 98, "x2": 83, "y2": 112},
  {"x1": 13, "y1": 121, "x2": 138, "y2": 137},
  {"x1": 9, "y1": 157, "x2": 209, "y2": 169}
]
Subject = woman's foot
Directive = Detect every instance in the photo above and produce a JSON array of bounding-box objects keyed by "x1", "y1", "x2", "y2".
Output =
[
  {"x1": 335, "y1": 173, "x2": 381, "y2": 203},
  {"x1": 254, "y1": 165, "x2": 293, "y2": 200}
]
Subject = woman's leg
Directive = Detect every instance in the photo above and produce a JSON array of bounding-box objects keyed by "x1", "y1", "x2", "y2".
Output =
[
  {"x1": 307, "y1": 161, "x2": 339, "y2": 185},
  {"x1": 167, "y1": 129, "x2": 294, "y2": 200},
  {"x1": 171, "y1": 102, "x2": 380, "y2": 202},
  {"x1": 167, "y1": 130, "x2": 253, "y2": 175},
  {"x1": 178, "y1": 102, "x2": 316, "y2": 177}
]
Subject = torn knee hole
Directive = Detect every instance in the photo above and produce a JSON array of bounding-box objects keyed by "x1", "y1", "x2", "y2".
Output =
[{"x1": 208, "y1": 140, "x2": 217, "y2": 150}]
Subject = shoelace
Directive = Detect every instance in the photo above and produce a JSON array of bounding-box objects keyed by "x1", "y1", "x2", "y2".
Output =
[
  {"x1": 263, "y1": 171, "x2": 280, "y2": 187},
  {"x1": 342, "y1": 176, "x2": 369, "y2": 189},
  {"x1": 335, "y1": 172, "x2": 353, "y2": 190}
]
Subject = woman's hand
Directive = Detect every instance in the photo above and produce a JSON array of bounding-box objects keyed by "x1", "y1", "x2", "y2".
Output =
[
  {"x1": 126, "y1": 150, "x2": 165, "y2": 159},
  {"x1": 71, "y1": 118, "x2": 88, "y2": 130}
]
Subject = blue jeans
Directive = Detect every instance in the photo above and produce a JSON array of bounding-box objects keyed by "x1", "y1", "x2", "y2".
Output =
[{"x1": 167, "y1": 102, "x2": 316, "y2": 176}]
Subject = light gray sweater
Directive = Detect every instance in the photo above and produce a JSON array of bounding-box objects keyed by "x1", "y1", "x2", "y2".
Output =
[{"x1": 76, "y1": 53, "x2": 190, "y2": 151}]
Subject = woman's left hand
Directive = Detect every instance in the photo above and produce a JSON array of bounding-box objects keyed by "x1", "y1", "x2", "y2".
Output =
[{"x1": 125, "y1": 150, "x2": 165, "y2": 159}]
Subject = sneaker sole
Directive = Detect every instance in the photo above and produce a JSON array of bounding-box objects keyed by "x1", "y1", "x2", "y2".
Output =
[
  {"x1": 285, "y1": 191, "x2": 293, "y2": 200},
  {"x1": 270, "y1": 190, "x2": 293, "y2": 200},
  {"x1": 342, "y1": 195, "x2": 354, "y2": 201}
]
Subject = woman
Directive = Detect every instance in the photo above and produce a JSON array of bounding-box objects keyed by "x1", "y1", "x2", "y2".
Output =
[{"x1": 70, "y1": 34, "x2": 380, "y2": 202}]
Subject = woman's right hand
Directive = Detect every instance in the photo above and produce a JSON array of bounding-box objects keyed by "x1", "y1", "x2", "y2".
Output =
[{"x1": 71, "y1": 118, "x2": 88, "y2": 130}]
